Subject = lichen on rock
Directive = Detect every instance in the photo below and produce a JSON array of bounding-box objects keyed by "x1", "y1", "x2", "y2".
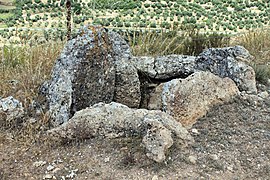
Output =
[
  {"x1": 148, "y1": 71, "x2": 240, "y2": 127},
  {"x1": 48, "y1": 102, "x2": 193, "y2": 162},
  {"x1": 195, "y1": 46, "x2": 256, "y2": 93}
]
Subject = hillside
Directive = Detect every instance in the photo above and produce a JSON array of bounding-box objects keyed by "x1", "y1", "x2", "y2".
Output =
[
  {"x1": 0, "y1": 0, "x2": 270, "y2": 44},
  {"x1": 1, "y1": 87, "x2": 269, "y2": 179}
]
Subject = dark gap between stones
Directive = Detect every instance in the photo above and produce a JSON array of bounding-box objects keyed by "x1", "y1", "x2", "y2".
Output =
[{"x1": 138, "y1": 71, "x2": 194, "y2": 109}]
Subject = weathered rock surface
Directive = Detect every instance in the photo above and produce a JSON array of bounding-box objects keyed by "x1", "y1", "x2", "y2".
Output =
[
  {"x1": 48, "y1": 102, "x2": 193, "y2": 162},
  {"x1": 133, "y1": 55, "x2": 196, "y2": 79},
  {"x1": 0, "y1": 96, "x2": 24, "y2": 123},
  {"x1": 148, "y1": 71, "x2": 240, "y2": 127},
  {"x1": 41, "y1": 26, "x2": 147, "y2": 126},
  {"x1": 108, "y1": 31, "x2": 132, "y2": 61},
  {"x1": 114, "y1": 59, "x2": 141, "y2": 108},
  {"x1": 195, "y1": 46, "x2": 256, "y2": 93},
  {"x1": 41, "y1": 25, "x2": 256, "y2": 128},
  {"x1": 142, "y1": 116, "x2": 174, "y2": 162},
  {"x1": 41, "y1": 27, "x2": 134, "y2": 126},
  {"x1": 108, "y1": 31, "x2": 141, "y2": 108}
]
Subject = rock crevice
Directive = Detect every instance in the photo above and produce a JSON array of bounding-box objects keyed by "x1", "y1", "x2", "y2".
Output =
[{"x1": 48, "y1": 102, "x2": 194, "y2": 163}]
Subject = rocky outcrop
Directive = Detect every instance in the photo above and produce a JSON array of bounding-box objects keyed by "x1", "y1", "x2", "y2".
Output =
[
  {"x1": 48, "y1": 102, "x2": 193, "y2": 162},
  {"x1": 195, "y1": 46, "x2": 256, "y2": 93},
  {"x1": 148, "y1": 72, "x2": 240, "y2": 127},
  {"x1": 133, "y1": 46, "x2": 256, "y2": 93},
  {"x1": 41, "y1": 25, "x2": 256, "y2": 127},
  {"x1": 0, "y1": 96, "x2": 24, "y2": 123}
]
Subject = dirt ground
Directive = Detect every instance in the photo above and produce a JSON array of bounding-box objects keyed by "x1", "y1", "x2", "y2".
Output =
[{"x1": 0, "y1": 84, "x2": 269, "y2": 180}]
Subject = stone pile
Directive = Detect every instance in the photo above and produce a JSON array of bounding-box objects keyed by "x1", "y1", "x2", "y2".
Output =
[
  {"x1": 38, "y1": 26, "x2": 257, "y2": 162},
  {"x1": 41, "y1": 26, "x2": 256, "y2": 127}
]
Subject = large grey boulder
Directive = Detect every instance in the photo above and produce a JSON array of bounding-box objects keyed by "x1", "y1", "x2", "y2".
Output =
[
  {"x1": 109, "y1": 31, "x2": 141, "y2": 108},
  {"x1": 132, "y1": 46, "x2": 256, "y2": 94},
  {"x1": 48, "y1": 102, "x2": 193, "y2": 162},
  {"x1": 148, "y1": 71, "x2": 240, "y2": 127},
  {"x1": 195, "y1": 46, "x2": 256, "y2": 93},
  {"x1": 41, "y1": 26, "x2": 115, "y2": 126},
  {"x1": 0, "y1": 96, "x2": 24, "y2": 123},
  {"x1": 41, "y1": 26, "x2": 140, "y2": 126},
  {"x1": 114, "y1": 59, "x2": 141, "y2": 108},
  {"x1": 133, "y1": 55, "x2": 196, "y2": 79},
  {"x1": 41, "y1": 26, "x2": 256, "y2": 128}
]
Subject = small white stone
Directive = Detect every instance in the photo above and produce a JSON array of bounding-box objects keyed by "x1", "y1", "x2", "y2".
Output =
[
  {"x1": 227, "y1": 166, "x2": 234, "y2": 172},
  {"x1": 66, "y1": 171, "x2": 76, "y2": 178},
  {"x1": 47, "y1": 165, "x2": 55, "y2": 171},
  {"x1": 152, "y1": 175, "x2": 158, "y2": 180},
  {"x1": 191, "y1": 128, "x2": 199, "y2": 134},
  {"x1": 104, "y1": 157, "x2": 110, "y2": 163},
  {"x1": 57, "y1": 159, "x2": 63, "y2": 163},
  {"x1": 188, "y1": 155, "x2": 197, "y2": 164},
  {"x1": 33, "y1": 161, "x2": 46, "y2": 167},
  {"x1": 43, "y1": 174, "x2": 53, "y2": 179},
  {"x1": 258, "y1": 91, "x2": 269, "y2": 99},
  {"x1": 52, "y1": 167, "x2": 61, "y2": 174},
  {"x1": 209, "y1": 154, "x2": 219, "y2": 161}
]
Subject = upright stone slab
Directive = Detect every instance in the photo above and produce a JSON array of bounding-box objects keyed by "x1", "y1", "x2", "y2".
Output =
[
  {"x1": 108, "y1": 32, "x2": 141, "y2": 108},
  {"x1": 42, "y1": 26, "x2": 116, "y2": 126}
]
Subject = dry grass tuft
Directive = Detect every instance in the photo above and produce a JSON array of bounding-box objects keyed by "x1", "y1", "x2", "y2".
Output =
[
  {"x1": 126, "y1": 28, "x2": 230, "y2": 56},
  {"x1": 232, "y1": 29, "x2": 270, "y2": 65},
  {"x1": 232, "y1": 29, "x2": 270, "y2": 84},
  {"x1": 0, "y1": 41, "x2": 64, "y2": 107},
  {"x1": 0, "y1": 41, "x2": 64, "y2": 142}
]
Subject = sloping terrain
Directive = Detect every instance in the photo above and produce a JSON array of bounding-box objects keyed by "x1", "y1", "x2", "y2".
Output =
[{"x1": 0, "y1": 84, "x2": 269, "y2": 180}]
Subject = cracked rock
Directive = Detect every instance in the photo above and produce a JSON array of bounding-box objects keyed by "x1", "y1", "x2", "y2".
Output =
[
  {"x1": 133, "y1": 55, "x2": 196, "y2": 79},
  {"x1": 48, "y1": 102, "x2": 193, "y2": 162},
  {"x1": 148, "y1": 71, "x2": 239, "y2": 127},
  {"x1": 195, "y1": 46, "x2": 256, "y2": 93}
]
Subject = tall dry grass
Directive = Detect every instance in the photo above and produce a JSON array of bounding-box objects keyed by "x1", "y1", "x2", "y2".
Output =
[
  {"x1": 0, "y1": 41, "x2": 64, "y2": 142},
  {"x1": 128, "y1": 28, "x2": 270, "y2": 84},
  {"x1": 232, "y1": 29, "x2": 270, "y2": 84},
  {"x1": 231, "y1": 29, "x2": 270, "y2": 64},
  {"x1": 125, "y1": 28, "x2": 230, "y2": 56},
  {"x1": 0, "y1": 41, "x2": 64, "y2": 107}
]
